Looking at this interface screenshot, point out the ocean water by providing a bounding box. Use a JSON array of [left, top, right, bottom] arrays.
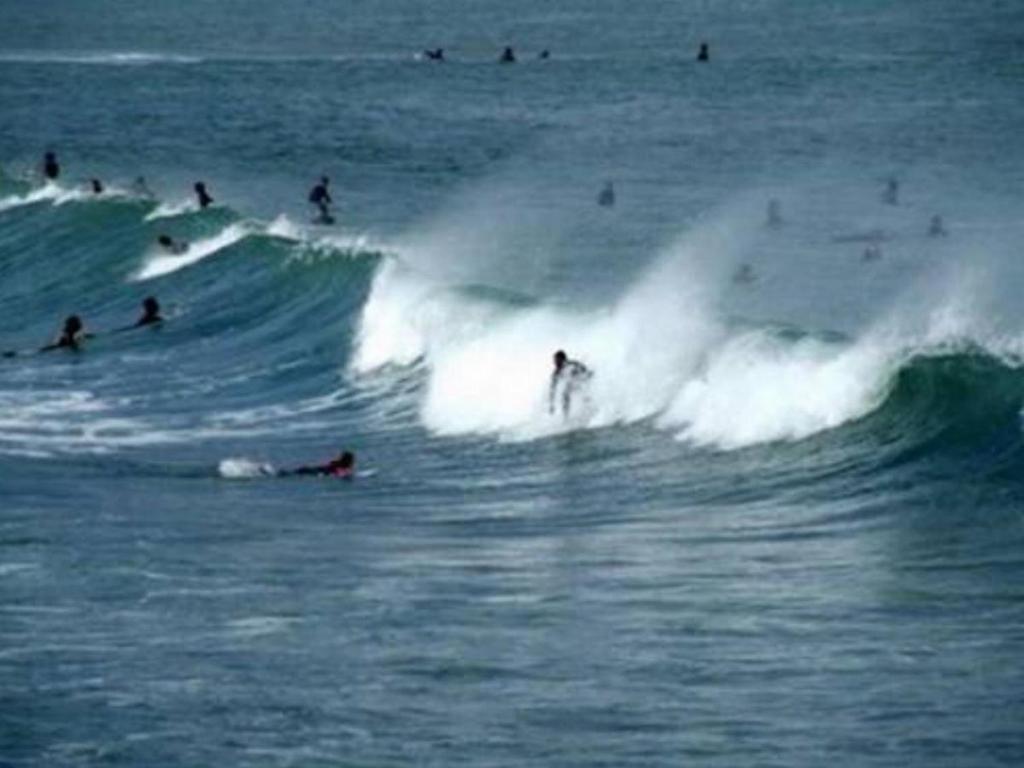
[[2, 1, 1024, 765]]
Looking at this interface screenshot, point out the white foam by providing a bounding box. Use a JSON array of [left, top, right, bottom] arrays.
[[218, 458, 274, 479], [0, 183, 63, 212], [133, 223, 251, 280], [144, 198, 198, 221], [659, 331, 897, 449]]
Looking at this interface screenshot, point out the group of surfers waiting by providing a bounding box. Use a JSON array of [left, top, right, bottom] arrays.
[[39, 152, 335, 228], [420, 42, 712, 64]]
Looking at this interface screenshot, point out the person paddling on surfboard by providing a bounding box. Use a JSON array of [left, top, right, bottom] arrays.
[[40, 315, 89, 352], [549, 350, 592, 417], [280, 450, 356, 478], [308, 176, 334, 224]]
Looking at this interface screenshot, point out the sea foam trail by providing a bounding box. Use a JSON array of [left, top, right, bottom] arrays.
[[133, 223, 251, 281]]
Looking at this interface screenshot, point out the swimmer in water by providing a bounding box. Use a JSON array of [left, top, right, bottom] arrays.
[[549, 350, 592, 417], [157, 234, 189, 254], [423, 48, 445, 61], [308, 176, 333, 223], [281, 450, 356, 479], [43, 151, 60, 181], [500, 46, 516, 63], [40, 315, 88, 352], [90, 178, 103, 194], [928, 214, 948, 237], [862, 243, 882, 261], [883, 177, 899, 205], [697, 42, 710, 62], [132, 176, 154, 198], [733, 263, 756, 284], [194, 181, 213, 209], [597, 181, 615, 207]]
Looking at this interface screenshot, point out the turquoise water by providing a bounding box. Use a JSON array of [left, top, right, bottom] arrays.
[[2, 1, 1024, 765]]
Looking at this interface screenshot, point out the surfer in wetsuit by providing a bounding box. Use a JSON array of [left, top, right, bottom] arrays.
[[194, 181, 213, 209], [157, 234, 189, 254], [308, 176, 333, 223], [500, 46, 516, 63], [424, 48, 445, 61], [40, 315, 87, 352], [90, 178, 104, 194], [43, 151, 60, 181], [697, 42, 710, 62], [281, 450, 356, 478], [549, 350, 592, 417], [136, 296, 163, 327]]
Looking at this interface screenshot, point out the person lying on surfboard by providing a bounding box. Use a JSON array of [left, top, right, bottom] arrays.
[[280, 450, 356, 479]]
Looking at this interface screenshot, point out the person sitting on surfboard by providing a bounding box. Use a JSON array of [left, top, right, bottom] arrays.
[[549, 350, 592, 417], [308, 176, 334, 223], [281, 450, 355, 479]]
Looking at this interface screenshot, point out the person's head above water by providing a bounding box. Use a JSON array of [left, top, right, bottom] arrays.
[[142, 296, 160, 317], [320, 176, 329, 187], [554, 350, 567, 369], [157, 234, 172, 247], [327, 450, 356, 477], [64, 315, 83, 335]]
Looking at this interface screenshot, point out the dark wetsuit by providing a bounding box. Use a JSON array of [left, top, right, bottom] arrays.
[[309, 183, 332, 220], [43, 155, 60, 181], [283, 459, 353, 478]]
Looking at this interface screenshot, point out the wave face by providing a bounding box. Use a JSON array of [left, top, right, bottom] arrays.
[[4, 2, 1024, 765]]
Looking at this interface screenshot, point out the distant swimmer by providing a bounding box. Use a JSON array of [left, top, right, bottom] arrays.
[[280, 450, 356, 479], [136, 296, 163, 327], [157, 234, 189, 254], [308, 176, 334, 224], [883, 177, 899, 205], [862, 244, 882, 261], [500, 46, 516, 64], [539, 49, 550, 60], [194, 181, 213, 209], [43, 151, 60, 181], [766, 198, 782, 228], [40, 315, 88, 352], [733, 263, 756, 284], [549, 350, 592, 417], [132, 176, 154, 198], [928, 214, 948, 237], [597, 181, 615, 207], [697, 42, 710, 62], [423, 48, 445, 61], [90, 178, 103, 194]]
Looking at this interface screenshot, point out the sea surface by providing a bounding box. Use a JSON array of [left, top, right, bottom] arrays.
[[2, 1, 1024, 765]]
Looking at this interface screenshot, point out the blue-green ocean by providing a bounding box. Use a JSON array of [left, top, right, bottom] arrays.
[[2, 1, 1024, 765]]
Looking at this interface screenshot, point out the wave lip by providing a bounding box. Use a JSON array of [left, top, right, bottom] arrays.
[[133, 223, 252, 281]]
